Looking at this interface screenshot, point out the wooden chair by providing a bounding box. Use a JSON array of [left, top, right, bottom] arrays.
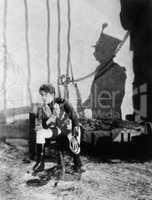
[[29, 112, 65, 173]]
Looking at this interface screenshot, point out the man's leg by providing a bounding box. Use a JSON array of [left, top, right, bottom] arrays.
[[73, 153, 82, 170], [55, 134, 66, 170], [33, 143, 45, 173], [33, 129, 53, 173], [68, 127, 85, 173]]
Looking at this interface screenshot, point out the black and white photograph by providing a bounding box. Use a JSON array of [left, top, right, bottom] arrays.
[[0, 0, 152, 199]]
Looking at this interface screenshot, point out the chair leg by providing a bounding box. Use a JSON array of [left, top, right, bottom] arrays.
[[58, 150, 65, 177]]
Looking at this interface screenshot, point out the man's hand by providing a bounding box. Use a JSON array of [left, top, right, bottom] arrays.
[[42, 104, 52, 118], [67, 133, 80, 154], [35, 125, 43, 132], [46, 115, 56, 125]]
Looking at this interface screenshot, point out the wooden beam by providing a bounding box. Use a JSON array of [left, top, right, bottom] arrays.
[[46, 0, 51, 83], [57, 0, 61, 96]]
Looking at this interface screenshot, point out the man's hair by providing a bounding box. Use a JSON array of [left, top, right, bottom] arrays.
[[39, 84, 55, 95]]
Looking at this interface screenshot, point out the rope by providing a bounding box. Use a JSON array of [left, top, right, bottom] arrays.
[[2, 0, 8, 113], [70, 70, 96, 83], [24, 0, 32, 105], [46, 0, 51, 84], [115, 31, 129, 55], [64, 0, 71, 100], [94, 58, 114, 81], [66, 0, 71, 78], [68, 31, 129, 83], [69, 53, 85, 117], [57, 0, 61, 97], [69, 57, 74, 81]]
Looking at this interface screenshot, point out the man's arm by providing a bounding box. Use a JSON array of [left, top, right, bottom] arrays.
[[55, 97, 79, 127], [46, 103, 60, 126], [63, 101, 79, 127], [120, 0, 146, 30]]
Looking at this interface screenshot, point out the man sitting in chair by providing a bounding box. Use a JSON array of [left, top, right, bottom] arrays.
[[33, 84, 84, 174]]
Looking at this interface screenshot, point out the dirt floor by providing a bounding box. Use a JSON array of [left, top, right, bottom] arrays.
[[0, 140, 152, 200]]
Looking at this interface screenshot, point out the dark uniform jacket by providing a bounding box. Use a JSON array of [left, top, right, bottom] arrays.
[[36, 97, 79, 134]]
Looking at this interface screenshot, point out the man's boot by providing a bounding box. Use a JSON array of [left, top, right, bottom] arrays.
[[33, 144, 45, 173], [73, 154, 85, 173], [57, 150, 65, 170]]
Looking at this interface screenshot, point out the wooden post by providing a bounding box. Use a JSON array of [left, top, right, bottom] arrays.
[[46, 0, 51, 84], [24, 0, 32, 106], [64, 0, 71, 101], [66, 0, 71, 80], [2, 0, 8, 118], [121, 132, 124, 143], [128, 133, 131, 143], [57, 0, 61, 97], [29, 113, 36, 160]]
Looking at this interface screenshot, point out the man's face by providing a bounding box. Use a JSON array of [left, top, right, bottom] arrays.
[[40, 91, 54, 104]]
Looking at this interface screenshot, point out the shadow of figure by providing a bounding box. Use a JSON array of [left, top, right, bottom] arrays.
[[26, 161, 82, 187]]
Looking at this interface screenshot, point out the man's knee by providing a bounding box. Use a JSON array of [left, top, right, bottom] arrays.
[[36, 129, 47, 144]]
